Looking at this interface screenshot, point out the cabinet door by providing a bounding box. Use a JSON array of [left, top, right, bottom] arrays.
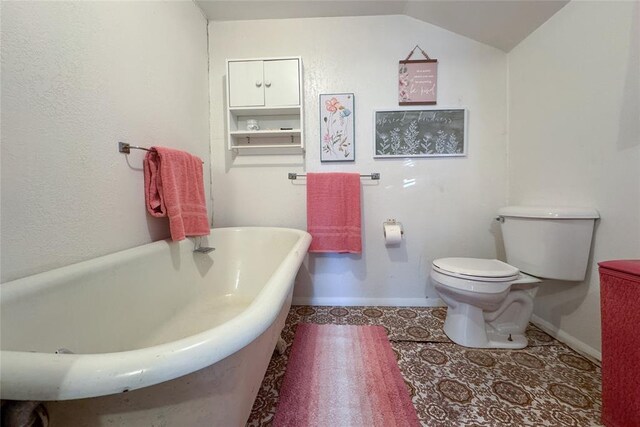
[[228, 60, 264, 107], [264, 59, 300, 107]]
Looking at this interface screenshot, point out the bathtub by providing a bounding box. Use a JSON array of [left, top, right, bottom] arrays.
[[1, 227, 311, 426]]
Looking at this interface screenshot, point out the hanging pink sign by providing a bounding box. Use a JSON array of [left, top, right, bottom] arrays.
[[399, 46, 438, 105]]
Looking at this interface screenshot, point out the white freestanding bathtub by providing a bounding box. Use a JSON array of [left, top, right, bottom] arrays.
[[0, 227, 311, 426]]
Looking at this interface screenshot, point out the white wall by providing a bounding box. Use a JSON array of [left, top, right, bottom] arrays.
[[209, 15, 508, 305], [508, 1, 640, 356], [1, 1, 210, 282]]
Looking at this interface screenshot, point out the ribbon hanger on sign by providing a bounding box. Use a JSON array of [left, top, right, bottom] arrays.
[[404, 45, 432, 61]]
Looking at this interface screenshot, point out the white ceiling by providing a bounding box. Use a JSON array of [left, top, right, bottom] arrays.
[[195, 0, 569, 52]]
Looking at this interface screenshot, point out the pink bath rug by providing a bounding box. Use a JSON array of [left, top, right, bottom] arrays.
[[273, 324, 420, 426]]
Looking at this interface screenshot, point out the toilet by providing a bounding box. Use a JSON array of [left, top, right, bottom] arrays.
[[430, 206, 599, 349]]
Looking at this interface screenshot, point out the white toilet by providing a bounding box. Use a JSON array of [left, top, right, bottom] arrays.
[[430, 206, 599, 349]]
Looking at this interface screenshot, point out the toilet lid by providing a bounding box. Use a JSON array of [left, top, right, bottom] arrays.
[[433, 257, 520, 280]]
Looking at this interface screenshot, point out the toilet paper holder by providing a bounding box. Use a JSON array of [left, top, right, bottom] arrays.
[[383, 219, 404, 235], [382, 218, 404, 234]]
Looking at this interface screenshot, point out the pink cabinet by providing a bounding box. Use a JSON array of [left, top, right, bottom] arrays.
[[599, 260, 640, 427]]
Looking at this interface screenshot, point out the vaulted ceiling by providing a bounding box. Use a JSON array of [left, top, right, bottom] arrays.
[[195, 0, 569, 52]]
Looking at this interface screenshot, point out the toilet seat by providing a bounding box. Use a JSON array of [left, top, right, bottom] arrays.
[[431, 258, 520, 294], [433, 257, 519, 281]]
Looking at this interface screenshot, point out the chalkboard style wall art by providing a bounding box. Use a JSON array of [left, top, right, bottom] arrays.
[[320, 93, 355, 162], [374, 108, 467, 158]]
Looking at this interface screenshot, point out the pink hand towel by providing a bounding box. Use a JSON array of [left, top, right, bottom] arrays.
[[307, 173, 361, 253], [143, 146, 210, 241]]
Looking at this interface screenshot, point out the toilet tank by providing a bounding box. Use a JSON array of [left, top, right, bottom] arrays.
[[497, 206, 599, 281]]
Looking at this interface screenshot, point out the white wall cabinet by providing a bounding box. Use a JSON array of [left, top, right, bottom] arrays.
[[226, 57, 304, 151], [229, 59, 299, 107]]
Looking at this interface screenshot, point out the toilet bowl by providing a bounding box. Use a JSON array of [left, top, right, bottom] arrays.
[[430, 206, 599, 350], [431, 257, 540, 349]]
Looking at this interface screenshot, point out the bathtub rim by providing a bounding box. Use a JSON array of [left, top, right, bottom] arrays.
[[0, 227, 311, 401]]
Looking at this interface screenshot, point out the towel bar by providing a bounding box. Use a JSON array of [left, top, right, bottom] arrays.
[[288, 172, 380, 180], [118, 142, 204, 164]]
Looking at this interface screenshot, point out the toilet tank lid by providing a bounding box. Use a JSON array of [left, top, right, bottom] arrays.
[[498, 206, 600, 219]]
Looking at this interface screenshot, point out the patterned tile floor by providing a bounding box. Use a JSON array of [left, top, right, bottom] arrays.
[[247, 306, 602, 427]]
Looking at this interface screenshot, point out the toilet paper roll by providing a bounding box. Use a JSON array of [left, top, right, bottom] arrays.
[[384, 223, 403, 245]]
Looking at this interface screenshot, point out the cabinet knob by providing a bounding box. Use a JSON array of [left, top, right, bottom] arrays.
[[255, 81, 262, 87], [265, 81, 272, 88]]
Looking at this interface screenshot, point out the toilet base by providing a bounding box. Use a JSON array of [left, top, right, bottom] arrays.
[[442, 300, 529, 349]]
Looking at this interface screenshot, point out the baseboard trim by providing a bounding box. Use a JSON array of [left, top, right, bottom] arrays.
[[531, 314, 601, 363], [292, 296, 445, 308]]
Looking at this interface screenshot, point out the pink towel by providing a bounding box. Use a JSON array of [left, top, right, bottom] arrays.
[[307, 172, 361, 253], [143, 146, 209, 241]]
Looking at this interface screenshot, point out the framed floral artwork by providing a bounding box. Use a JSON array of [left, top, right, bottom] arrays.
[[374, 108, 467, 158], [320, 93, 355, 162]]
